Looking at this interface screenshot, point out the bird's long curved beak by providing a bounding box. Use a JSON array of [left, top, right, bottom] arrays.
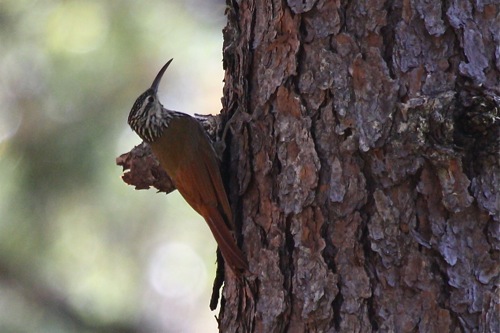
[[151, 58, 173, 93]]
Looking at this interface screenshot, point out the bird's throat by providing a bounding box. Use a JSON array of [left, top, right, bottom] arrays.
[[136, 105, 170, 143]]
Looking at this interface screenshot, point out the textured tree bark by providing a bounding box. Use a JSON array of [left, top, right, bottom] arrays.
[[217, 0, 499, 332], [117, 0, 499, 332]]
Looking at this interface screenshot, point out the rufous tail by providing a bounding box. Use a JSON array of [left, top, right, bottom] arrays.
[[203, 206, 247, 272]]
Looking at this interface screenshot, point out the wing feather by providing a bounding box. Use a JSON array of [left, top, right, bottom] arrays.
[[168, 119, 246, 270]]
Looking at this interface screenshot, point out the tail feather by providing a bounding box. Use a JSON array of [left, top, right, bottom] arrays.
[[203, 206, 247, 271]]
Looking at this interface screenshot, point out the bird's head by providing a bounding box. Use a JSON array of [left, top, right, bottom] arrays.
[[128, 59, 173, 141]]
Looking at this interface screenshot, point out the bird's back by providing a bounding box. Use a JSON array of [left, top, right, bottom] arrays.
[[150, 115, 234, 228]]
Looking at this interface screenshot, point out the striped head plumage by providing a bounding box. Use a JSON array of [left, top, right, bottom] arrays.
[[128, 59, 174, 143]]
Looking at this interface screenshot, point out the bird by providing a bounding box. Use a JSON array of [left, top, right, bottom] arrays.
[[127, 59, 247, 272]]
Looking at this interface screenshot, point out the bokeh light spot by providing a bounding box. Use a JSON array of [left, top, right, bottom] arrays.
[[148, 242, 207, 301], [0, 106, 22, 144], [45, 2, 109, 54]]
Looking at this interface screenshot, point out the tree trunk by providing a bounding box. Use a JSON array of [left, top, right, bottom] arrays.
[[217, 0, 499, 332], [117, 0, 498, 331]]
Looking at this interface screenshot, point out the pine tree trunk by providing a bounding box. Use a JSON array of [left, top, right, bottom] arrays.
[[217, 0, 499, 332]]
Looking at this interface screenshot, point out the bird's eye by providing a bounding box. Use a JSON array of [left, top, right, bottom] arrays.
[[148, 96, 154, 103]]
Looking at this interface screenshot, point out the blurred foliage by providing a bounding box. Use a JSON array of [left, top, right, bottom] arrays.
[[0, 0, 227, 331]]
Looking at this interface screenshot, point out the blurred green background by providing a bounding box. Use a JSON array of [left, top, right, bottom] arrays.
[[0, 0, 227, 331]]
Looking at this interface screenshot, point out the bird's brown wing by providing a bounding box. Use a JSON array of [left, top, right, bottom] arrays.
[[152, 116, 247, 271], [174, 154, 247, 271], [197, 130, 235, 230]]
